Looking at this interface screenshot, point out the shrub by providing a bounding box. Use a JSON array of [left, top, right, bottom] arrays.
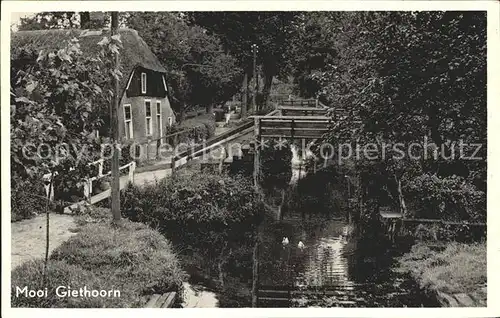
[[404, 174, 486, 222], [120, 170, 265, 287], [12, 220, 186, 308], [121, 170, 264, 225], [175, 114, 216, 141], [11, 177, 50, 221]]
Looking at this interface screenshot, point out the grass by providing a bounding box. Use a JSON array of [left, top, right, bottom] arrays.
[[395, 242, 486, 295], [11, 213, 186, 308]]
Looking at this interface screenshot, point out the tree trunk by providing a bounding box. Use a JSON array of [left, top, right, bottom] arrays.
[[395, 174, 408, 218], [218, 242, 230, 288], [261, 72, 274, 110], [251, 235, 259, 307], [241, 73, 248, 118], [179, 103, 186, 123], [110, 12, 122, 226], [80, 12, 90, 29], [206, 103, 214, 115], [247, 71, 253, 114], [43, 174, 54, 286]]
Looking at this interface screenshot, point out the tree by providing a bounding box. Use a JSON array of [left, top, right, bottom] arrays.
[[11, 33, 120, 278], [18, 12, 110, 31], [187, 12, 301, 110], [311, 12, 486, 221], [19, 12, 79, 30], [125, 12, 243, 120]]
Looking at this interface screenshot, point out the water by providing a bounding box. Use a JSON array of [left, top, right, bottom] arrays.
[[257, 217, 438, 307]]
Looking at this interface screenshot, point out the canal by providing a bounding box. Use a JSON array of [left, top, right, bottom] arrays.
[[255, 216, 439, 307]]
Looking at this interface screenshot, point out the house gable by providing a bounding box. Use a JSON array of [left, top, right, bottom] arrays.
[[125, 66, 168, 99]]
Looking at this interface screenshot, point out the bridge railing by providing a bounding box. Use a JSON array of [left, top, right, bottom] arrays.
[[279, 106, 329, 117], [279, 99, 317, 108], [257, 116, 332, 139], [172, 119, 254, 169]]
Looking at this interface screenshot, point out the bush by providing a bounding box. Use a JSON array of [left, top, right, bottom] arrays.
[[289, 166, 348, 218], [175, 114, 216, 141], [120, 170, 265, 288], [121, 170, 263, 225], [404, 174, 486, 222], [11, 177, 50, 222], [11, 220, 186, 308]]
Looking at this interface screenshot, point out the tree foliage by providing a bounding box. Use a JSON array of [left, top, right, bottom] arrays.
[[126, 12, 243, 117], [302, 11, 487, 221], [10, 33, 121, 202], [187, 12, 301, 109]]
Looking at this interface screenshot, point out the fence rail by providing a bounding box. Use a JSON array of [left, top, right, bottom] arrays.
[[172, 119, 254, 167], [279, 99, 318, 108]]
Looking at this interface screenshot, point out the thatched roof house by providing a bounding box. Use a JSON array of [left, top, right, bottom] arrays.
[[12, 28, 175, 143]]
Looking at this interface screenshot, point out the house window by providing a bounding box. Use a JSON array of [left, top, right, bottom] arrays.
[[123, 104, 133, 139], [156, 101, 163, 141], [141, 72, 147, 94], [168, 116, 173, 127], [162, 75, 168, 92], [145, 100, 152, 136]]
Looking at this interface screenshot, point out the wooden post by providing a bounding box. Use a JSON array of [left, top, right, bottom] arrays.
[[43, 174, 55, 201], [110, 11, 121, 225], [251, 236, 259, 307], [83, 179, 91, 201], [98, 159, 103, 177], [129, 161, 136, 184], [171, 156, 176, 175]]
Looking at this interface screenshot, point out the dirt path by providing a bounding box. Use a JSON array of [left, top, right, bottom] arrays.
[[11, 213, 80, 269], [11, 168, 174, 270], [134, 169, 171, 186]]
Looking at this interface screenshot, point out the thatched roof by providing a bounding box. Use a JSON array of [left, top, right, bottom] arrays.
[[11, 28, 167, 97]]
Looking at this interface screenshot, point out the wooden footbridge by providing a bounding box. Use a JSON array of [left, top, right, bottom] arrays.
[[251, 101, 347, 189]]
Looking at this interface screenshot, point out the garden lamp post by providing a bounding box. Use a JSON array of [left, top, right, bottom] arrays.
[[251, 44, 259, 111]]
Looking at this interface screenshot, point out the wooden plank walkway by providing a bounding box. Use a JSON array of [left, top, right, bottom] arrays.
[[143, 292, 177, 308], [436, 287, 487, 307]]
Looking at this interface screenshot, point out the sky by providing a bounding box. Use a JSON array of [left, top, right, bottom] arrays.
[[10, 12, 35, 31]]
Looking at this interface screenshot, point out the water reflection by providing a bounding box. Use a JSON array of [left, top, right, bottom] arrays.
[[258, 218, 437, 307]]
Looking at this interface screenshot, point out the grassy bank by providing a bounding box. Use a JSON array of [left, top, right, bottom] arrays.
[[395, 242, 486, 299], [12, 208, 186, 308]]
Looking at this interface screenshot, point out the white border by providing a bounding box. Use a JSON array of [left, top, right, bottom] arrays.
[[2, 1, 500, 318]]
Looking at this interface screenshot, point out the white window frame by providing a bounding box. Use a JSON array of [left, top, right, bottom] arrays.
[[156, 101, 163, 143], [141, 72, 147, 94], [162, 75, 168, 92], [145, 99, 152, 136], [123, 104, 133, 139]]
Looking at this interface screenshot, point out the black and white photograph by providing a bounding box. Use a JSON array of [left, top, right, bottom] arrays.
[[2, 1, 499, 315]]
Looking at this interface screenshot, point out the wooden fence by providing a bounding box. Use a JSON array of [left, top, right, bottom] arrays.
[[42, 158, 136, 209]]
